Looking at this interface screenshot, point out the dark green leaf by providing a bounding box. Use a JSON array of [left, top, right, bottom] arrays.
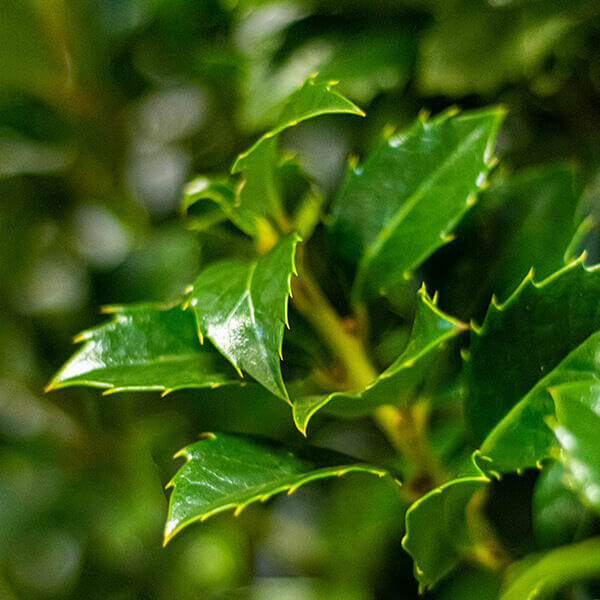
[[46, 304, 240, 394], [328, 107, 504, 302], [232, 76, 363, 225], [403, 331, 600, 590], [164, 432, 397, 544], [187, 234, 300, 400], [292, 286, 467, 434], [480, 162, 582, 297], [466, 257, 600, 442], [533, 461, 587, 549]]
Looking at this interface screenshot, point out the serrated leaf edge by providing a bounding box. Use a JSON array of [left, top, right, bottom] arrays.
[[163, 432, 397, 545]]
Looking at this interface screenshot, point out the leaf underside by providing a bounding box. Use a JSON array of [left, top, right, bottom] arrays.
[[164, 432, 397, 544], [187, 234, 300, 400], [46, 303, 240, 395], [328, 106, 505, 302]]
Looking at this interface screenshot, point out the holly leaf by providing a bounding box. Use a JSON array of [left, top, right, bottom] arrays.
[[45, 303, 240, 395], [402, 330, 600, 591], [292, 286, 467, 435], [164, 432, 398, 544], [181, 176, 258, 236], [328, 106, 504, 303], [551, 381, 600, 514], [466, 257, 600, 442], [232, 76, 363, 225], [186, 234, 300, 400], [402, 453, 489, 594]]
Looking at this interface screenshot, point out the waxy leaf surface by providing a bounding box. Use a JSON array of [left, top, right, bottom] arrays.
[[292, 286, 467, 434], [164, 432, 396, 543], [466, 258, 600, 442], [328, 107, 504, 302], [46, 304, 240, 394], [187, 234, 299, 400]]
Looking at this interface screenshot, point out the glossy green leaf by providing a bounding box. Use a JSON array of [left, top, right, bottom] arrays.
[[232, 76, 363, 225], [499, 538, 600, 600], [187, 234, 300, 400], [328, 107, 504, 302], [466, 257, 600, 442], [551, 381, 600, 513], [46, 304, 240, 394], [403, 331, 600, 591], [292, 286, 467, 434], [164, 432, 397, 544]]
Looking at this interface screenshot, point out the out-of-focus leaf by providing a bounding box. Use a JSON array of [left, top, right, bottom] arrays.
[[551, 381, 600, 514], [187, 234, 299, 400], [164, 432, 397, 543], [466, 257, 600, 442], [499, 537, 600, 600], [482, 162, 582, 296], [328, 107, 504, 303], [418, 1, 578, 96], [292, 286, 467, 434], [533, 461, 587, 549], [46, 303, 240, 394], [403, 331, 600, 590]]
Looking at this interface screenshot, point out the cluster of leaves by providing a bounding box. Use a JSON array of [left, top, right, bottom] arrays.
[[4, 0, 600, 598], [49, 68, 600, 598]]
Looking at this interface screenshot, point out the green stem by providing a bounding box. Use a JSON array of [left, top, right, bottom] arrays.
[[292, 249, 405, 453]]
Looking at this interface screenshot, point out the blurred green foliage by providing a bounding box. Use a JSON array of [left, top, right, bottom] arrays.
[[1, 0, 600, 598]]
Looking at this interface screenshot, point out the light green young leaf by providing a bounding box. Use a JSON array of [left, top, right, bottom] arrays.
[[551, 381, 600, 514], [402, 330, 600, 591], [466, 257, 600, 442], [232, 76, 364, 225], [186, 234, 300, 400], [164, 432, 398, 544], [46, 303, 240, 395], [292, 286, 467, 435], [328, 107, 504, 303]]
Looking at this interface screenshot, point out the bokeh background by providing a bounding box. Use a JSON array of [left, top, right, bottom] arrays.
[[2, 1, 600, 598]]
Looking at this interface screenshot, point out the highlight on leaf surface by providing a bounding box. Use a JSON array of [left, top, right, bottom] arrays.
[[465, 255, 600, 442], [164, 432, 398, 544], [292, 285, 467, 435], [45, 303, 241, 395], [186, 234, 300, 400], [231, 75, 364, 230], [328, 105, 505, 303], [550, 381, 600, 514]]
